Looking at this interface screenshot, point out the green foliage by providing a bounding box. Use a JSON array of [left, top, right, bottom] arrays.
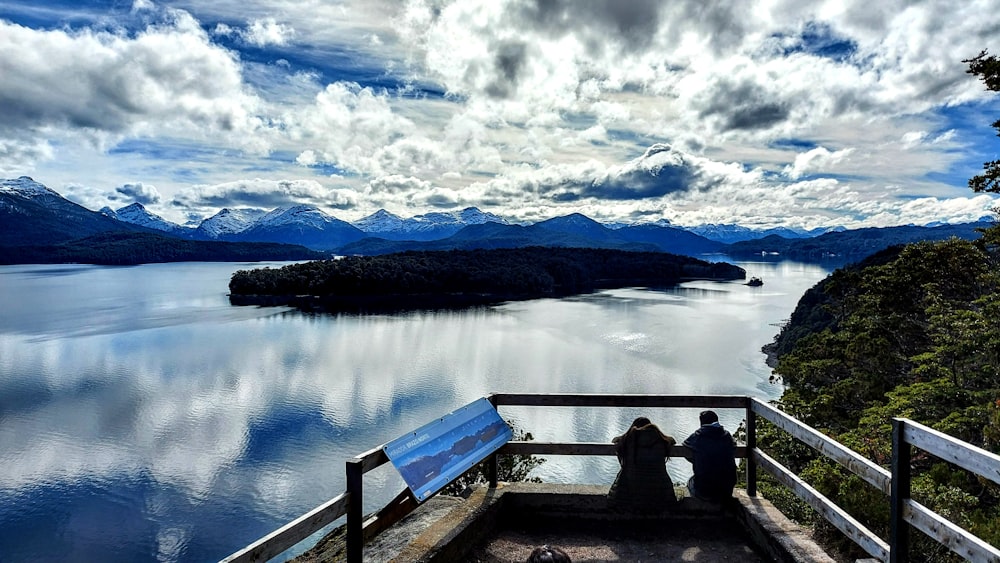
[[964, 50, 1000, 193], [760, 236, 1000, 562], [441, 423, 545, 496]]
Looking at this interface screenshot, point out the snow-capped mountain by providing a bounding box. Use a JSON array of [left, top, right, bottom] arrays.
[[197, 208, 267, 238], [1, 176, 140, 246], [254, 205, 342, 230], [353, 207, 509, 241], [101, 203, 191, 236], [231, 205, 365, 250], [1, 176, 63, 200], [685, 224, 843, 243], [353, 209, 405, 233]]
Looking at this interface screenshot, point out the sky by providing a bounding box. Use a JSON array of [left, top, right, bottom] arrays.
[[2, 0, 1000, 229]]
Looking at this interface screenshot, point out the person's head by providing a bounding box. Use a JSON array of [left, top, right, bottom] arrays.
[[699, 410, 719, 425], [631, 416, 652, 429], [527, 545, 572, 563]]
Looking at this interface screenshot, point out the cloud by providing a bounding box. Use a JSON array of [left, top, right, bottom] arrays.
[[784, 147, 855, 180], [172, 178, 357, 211], [0, 14, 262, 140], [131, 0, 155, 13], [213, 18, 295, 47], [498, 144, 743, 203], [113, 182, 162, 205], [0, 136, 54, 176], [368, 174, 434, 194], [3, 1, 1000, 229]]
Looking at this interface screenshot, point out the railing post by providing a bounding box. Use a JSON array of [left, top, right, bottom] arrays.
[[346, 459, 363, 563], [487, 394, 499, 487], [746, 399, 757, 497], [890, 418, 910, 563]]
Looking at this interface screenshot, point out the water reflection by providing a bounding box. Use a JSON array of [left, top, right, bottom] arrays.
[[0, 260, 831, 562]]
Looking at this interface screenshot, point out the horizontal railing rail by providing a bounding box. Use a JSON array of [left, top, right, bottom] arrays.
[[220, 493, 349, 563], [891, 418, 1000, 563], [749, 399, 891, 561], [221, 393, 1000, 563]]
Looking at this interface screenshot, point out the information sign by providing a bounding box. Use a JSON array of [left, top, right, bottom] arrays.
[[383, 397, 512, 502]]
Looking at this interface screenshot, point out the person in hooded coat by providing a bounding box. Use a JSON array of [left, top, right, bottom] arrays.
[[682, 410, 737, 502], [607, 416, 677, 510]]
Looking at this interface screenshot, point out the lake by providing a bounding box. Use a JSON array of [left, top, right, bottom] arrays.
[[0, 259, 832, 562]]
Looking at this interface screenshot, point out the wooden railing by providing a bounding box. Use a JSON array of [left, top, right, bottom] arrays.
[[221, 393, 1000, 563]]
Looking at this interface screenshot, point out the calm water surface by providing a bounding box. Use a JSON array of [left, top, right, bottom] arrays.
[[0, 259, 831, 562]]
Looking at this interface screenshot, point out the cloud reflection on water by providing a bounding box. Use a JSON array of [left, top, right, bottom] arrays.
[[0, 260, 831, 561]]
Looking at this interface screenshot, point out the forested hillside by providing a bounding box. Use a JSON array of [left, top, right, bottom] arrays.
[[0, 232, 325, 265], [228, 247, 745, 312], [760, 233, 1000, 561], [755, 48, 1000, 563]]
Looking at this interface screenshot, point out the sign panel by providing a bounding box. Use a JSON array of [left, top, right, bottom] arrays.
[[383, 397, 512, 502]]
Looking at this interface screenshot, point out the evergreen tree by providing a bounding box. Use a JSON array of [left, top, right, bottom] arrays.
[[964, 50, 1000, 193]]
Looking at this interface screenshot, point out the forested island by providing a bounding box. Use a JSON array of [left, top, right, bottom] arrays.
[[228, 247, 745, 312], [758, 232, 1000, 561]]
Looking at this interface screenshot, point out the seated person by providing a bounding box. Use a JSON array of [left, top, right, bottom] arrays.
[[608, 416, 677, 509], [682, 410, 737, 502]]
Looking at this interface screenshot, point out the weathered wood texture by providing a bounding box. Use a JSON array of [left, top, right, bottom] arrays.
[[220, 493, 348, 563], [491, 393, 749, 409], [901, 421, 1000, 486], [752, 399, 891, 495], [355, 445, 390, 474], [362, 489, 419, 541], [903, 500, 1000, 562], [756, 449, 890, 562]]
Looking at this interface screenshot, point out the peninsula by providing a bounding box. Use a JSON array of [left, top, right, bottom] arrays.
[[228, 247, 745, 312]]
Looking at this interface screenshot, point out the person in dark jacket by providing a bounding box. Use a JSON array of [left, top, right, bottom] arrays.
[[607, 416, 677, 510], [682, 410, 737, 502]]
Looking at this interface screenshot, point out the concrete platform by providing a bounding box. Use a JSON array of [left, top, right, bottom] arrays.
[[294, 483, 838, 562]]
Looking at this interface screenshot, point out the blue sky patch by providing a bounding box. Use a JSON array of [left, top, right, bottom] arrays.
[[780, 21, 858, 63]]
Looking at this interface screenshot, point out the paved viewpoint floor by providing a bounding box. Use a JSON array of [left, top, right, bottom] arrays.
[[469, 517, 767, 562], [295, 484, 837, 563]]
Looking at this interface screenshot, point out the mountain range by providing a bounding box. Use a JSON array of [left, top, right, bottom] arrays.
[[1, 176, 993, 265]]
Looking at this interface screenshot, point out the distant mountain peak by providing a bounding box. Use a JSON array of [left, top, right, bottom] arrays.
[[354, 209, 404, 232], [257, 205, 337, 229], [353, 206, 509, 240], [538, 213, 606, 229], [198, 208, 267, 237], [1, 176, 62, 199]]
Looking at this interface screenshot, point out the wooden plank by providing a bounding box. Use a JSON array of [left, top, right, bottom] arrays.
[[752, 399, 891, 495], [901, 420, 1000, 487], [904, 500, 1000, 562], [220, 493, 348, 563], [355, 446, 390, 474], [497, 441, 747, 459], [490, 393, 749, 409], [756, 449, 890, 562], [362, 489, 419, 541]]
